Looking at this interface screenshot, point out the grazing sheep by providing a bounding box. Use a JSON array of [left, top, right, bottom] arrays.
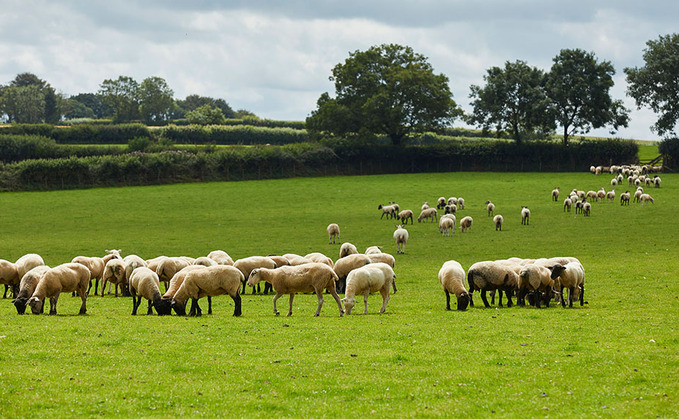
[[551, 187, 560, 201], [342, 262, 395, 315], [13, 265, 50, 314], [439, 216, 455, 236], [467, 261, 519, 308], [378, 204, 396, 219], [0, 259, 20, 299], [457, 197, 465, 210], [444, 204, 457, 215], [597, 187, 606, 202], [390, 202, 400, 214], [438, 260, 470, 311], [493, 214, 504, 231], [586, 190, 598, 201], [620, 191, 631, 205], [171, 265, 244, 317], [549, 262, 586, 308], [460, 216, 473, 233], [71, 256, 105, 295], [282, 253, 313, 266], [364, 246, 383, 255], [339, 242, 359, 259], [145, 255, 167, 273], [397, 209, 414, 225], [417, 207, 438, 223], [393, 225, 409, 254], [583, 202, 591, 216], [333, 254, 372, 293], [575, 200, 584, 214], [517, 263, 554, 308], [101, 258, 127, 297], [611, 178, 618, 189], [563, 198, 572, 212], [156, 265, 206, 314], [327, 223, 341, 244], [247, 263, 343, 317], [436, 197, 446, 209], [233, 256, 277, 294], [304, 252, 334, 268], [367, 252, 395, 269], [640, 193, 655, 205], [267, 255, 291, 269], [421, 202, 430, 210], [121, 255, 147, 296], [447, 197, 458, 206], [128, 267, 168, 315], [633, 189, 643, 203], [28, 263, 90, 315], [194, 256, 218, 267], [486, 200, 495, 216], [606, 190, 616, 202], [653, 176, 661, 188], [16, 253, 45, 280], [207, 250, 234, 265], [521, 206, 530, 225], [595, 166, 602, 175], [155, 257, 191, 292], [589, 165, 596, 173]]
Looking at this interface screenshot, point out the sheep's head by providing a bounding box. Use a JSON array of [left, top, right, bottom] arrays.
[[247, 269, 261, 287], [171, 299, 186, 316], [457, 292, 470, 311], [154, 298, 172, 316], [341, 297, 356, 315], [13, 297, 28, 315], [549, 264, 566, 280], [28, 296, 43, 315]]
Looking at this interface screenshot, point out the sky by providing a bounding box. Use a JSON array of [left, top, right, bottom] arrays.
[[1, 0, 676, 141]]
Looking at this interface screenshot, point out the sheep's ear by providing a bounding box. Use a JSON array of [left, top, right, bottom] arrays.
[[30, 296, 39, 302]]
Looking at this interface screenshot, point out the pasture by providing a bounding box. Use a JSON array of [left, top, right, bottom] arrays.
[[0, 170, 677, 417]]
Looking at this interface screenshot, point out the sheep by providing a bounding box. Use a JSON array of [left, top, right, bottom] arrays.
[[653, 176, 661, 188], [155, 265, 206, 314], [436, 197, 447, 209], [517, 263, 554, 308], [390, 202, 400, 214], [145, 255, 167, 273], [606, 190, 616, 202], [551, 187, 559, 201], [267, 255, 291, 269], [282, 253, 313, 266], [521, 206, 530, 225], [640, 193, 655, 205], [583, 202, 591, 216], [486, 200, 495, 216], [589, 165, 596, 173], [247, 263, 343, 317], [444, 204, 456, 215], [595, 166, 602, 175], [447, 197, 458, 206], [586, 190, 598, 201], [155, 257, 191, 292], [71, 256, 105, 295], [0, 259, 19, 299], [207, 250, 234, 265], [421, 201, 430, 210], [100, 258, 127, 297], [367, 252, 396, 270], [171, 265, 244, 317], [467, 260, 519, 308], [439, 216, 455, 236], [327, 223, 341, 244], [122, 255, 147, 296], [397, 209, 414, 225], [633, 189, 643, 203], [28, 263, 90, 315], [333, 253, 371, 293], [611, 178, 618, 189], [194, 256, 218, 267], [493, 214, 504, 231], [596, 187, 606, 202], [16, 253, 45, 279], [575, 200, 584, 214], [617, 174, 623, 183], [342, 262, 395, 315], [339, 242, 359, 259], [393, 225, 409, 254], [563, 198, 572, 212], [364, 246, 383, 255], [13, 265, 50, 314], [128, 267, 169, 315], [233, 256, 277, 294], [304, 252, 334, 268], [417, 207, 438, 223], [620, 191, 631, 205], [438, 260, 470, 311], [549, 261, 586, 308], [378, 204, 396, 219], [459, 216, 473, 233], [457, 197, 465, 210]]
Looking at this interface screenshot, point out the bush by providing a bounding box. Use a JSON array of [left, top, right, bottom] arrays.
[[658, 137, 679, 169], [0, 123, 150, 144], [159, 124, 308, 145]]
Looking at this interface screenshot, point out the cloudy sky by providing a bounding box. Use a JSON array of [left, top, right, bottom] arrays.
[[1, 1, 676, 140]]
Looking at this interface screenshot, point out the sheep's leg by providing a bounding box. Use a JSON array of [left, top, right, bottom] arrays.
[[505, 287, 513, 307], [480, 289, 491, 308], [232, 293, 242, 316], [579, 286, 585, 306], [272, 293, 283, 315], [468, 290, 474, 307], [568, 286, 575, 308], [93, 277, 99, 296], [100, 279, 106, 297], [328, 286, 344, 316], [497, 289, 504, 307], [363, 292, 369, 314], [445, 290, 451, 310], [2, 285, 7, 298], [207, 296, 212, 315], [78, 288, 87, 315], [147, 300, 153, 315], [87, 280, 92, 295], [241, 280, 247, 295], [263, 282, 272, 294], [560, 285, 566, 308], [392, 278, 397, 294], [289, 293, 296, 317], [107, 282, 112, 294], [50, 295, 58, 315], [516, 289, 525, 306], [131, 291, 138, 315], [379, 289, 390, 314], [490, 290, 496, 305]]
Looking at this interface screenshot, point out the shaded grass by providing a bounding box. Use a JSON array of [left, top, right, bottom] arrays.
[[0, 172, 677, 417]]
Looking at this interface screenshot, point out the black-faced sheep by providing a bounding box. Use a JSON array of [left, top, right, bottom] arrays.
[[521, 206, 530, 225], [620, 191, 631, 205], [486, 200, 495, 216], [397, 209, 414, 225], [393, 225, 409, 254], [342, 262, 395, 315], [156, 265, 206, 314], [549, 261, 585, 308], [552, 187, 560, 201], [171, 265, 244, 317], [247, 263, 343, 317], [583, 202, 591, 216], [493, 214, 503, 231], [417, 208, 438, 223], [327, 223, 341, 244], [233, 256, 277, 294], [467, 261, 518, 308], [333, 253, 372, 293], [606, 190, 615, 202], [640, 193, 654, 205], [439, 216, 455, 237], [28, 263, 90, 315], [128, 267, 168, 315], [378, 204, 396, 219], [444, 204, 457, 215], [517, 263, 554, 308], [438, 260, 470, 311], [13, 265, 50, 314], [339, 242, 359, 259], [563, 198, 572, 212], [459, 216, 473, 233], [653, 176, 661, 188], [436, 197, 446, 209]]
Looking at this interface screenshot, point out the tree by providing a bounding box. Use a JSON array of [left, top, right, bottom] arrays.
[[307, 43, 462, 145], [70, 93, 112, 119], [0, 85, 45, 123], [61, 98, 95, 119], [186, 104, 226, 125], [176, 95, 235, 119], [545, 49, 629, 146], [138, 76, 175, 124], [625, 33, 679, 137], [98, 76, 140, 122], [4, 72, 59, 123], [468, 60, 551, 143]]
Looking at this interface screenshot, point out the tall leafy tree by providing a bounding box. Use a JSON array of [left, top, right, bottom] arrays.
[[5, 72, 59, 123], [98, 76, 140, 122], [307, 43, 461, 145], [0, 85, 45, 123], [545, 49, 629, 146], [185, 104, 226, 125], [468, 60, 551, 143], [138, 76, 175, 124], [176, 94, 235, 119], [70, 93, 112, 118], [625, 33, 679, 137], [61, 98, 95, 119]]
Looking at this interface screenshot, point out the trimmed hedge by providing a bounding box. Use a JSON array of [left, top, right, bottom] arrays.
[[0, 123, 150, 144], [0, 134, 123, 163], [159, 124, 309, 145]]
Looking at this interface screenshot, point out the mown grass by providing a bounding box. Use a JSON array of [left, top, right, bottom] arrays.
[[0, 171, 677, 417]]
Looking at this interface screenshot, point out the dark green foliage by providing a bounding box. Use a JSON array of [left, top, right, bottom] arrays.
[[658, 137, 679, 169], [1, 123, 150, 144], [0, 134, 122, 163], [159, 124, 308, 145]]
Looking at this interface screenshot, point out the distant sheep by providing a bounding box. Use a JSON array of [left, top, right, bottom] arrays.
[[364, 246, 383, 255], [563, 198, 572, 212], [343, 262, 395, 315], [640, 193, 654, 205], [327, 223, 341, 244], [521, 206, 530, 225], [606, 190, 616, 202], [633, 189, 643, 203], [493, 214, 503, 231], [444, 204, 456, 215], [597, 187, 606, 202], [339, 242, 359, 259], [421, 202, 430, 210], [486, 200, 495, 216], [583, 202, 591, 216], [551, 187, 559, 201], [447, 197, 458, 206], [438, 260, 470, 311], [620, 191, 630, 205], [457, 197, 465, 210], [378, 204, 396, 219], [460, 216, 473, 233], [397, 209, 414, 225], [28, 263, 90, 315], [653, 176, 661, 188], [439, 216, 455, 236], [393, 225, 409, 254], [436, 197, 447, 209], [417, 208, 438, 223]]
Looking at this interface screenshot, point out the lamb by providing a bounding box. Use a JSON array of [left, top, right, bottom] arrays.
[[417, 207, 438, 223], [100, 258, 127, 297], [207, 250, 234, 265], [247, 263, 343, 317], [28, 263, 90, 315], [367, 252, 396, 269], [486, 200, 495, 216], [438, 260, 470, 311], [583, 202, 591, 216], [517, 263, 554, 308], [397, 209, 414, 225], [342, 262, 395, 315], [393, 225, 409, 254], [304, 252, 334, 268], [551, 187, 559, 201], [378, 204, 396, 219], [633, 189, 643, 203], [563, 198, 572, 212], [390, 202, 400, 214], [640, 193, 655, 205], [439, 216, 455, 236], [493, 214, 504, 231], [549, 261, 586, 308], [339, 242, 359, 259], [233, 256, 277, 294], [155, 257, 191, 292], [653, 176, 661, 188], [128, 267, 168, 315], [467, 260, 519, 308], [620, 191, 631, 205], [333, 253, 372, 293], [606, 190, 616, 202], [13, 265, 50, 314], [521, 206, 530, 225], [327, 223, 341, 244], [71, 256, 105, 295], [0, 259, 19, 299], [171, 265, 244, 317], [460, 216, 473, 233], [436, 197, 447, 209], [457, 197, 465, 210]]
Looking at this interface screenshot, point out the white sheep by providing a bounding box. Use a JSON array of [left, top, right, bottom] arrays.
[[460, 216, 473, 233], [620, 191, 631, 205], [447, 197, 458, 206], [486, 200, 495, 216], [342, 262, 395, 315], [421, 201, 430, 210], [493, 214, 504, 231], [597, 187, 606, 202], [606, 190, 616, 202], [364, 246, 383, 255], [633, 189, 643, 203], [653, 176, 661, 188], [457, 197, 465, 210], [16, 253, 45, 279], [100, 258, 126, 297], [194, 256, 218, 267], [339, 242, 359, 259], [378, 204, 396, 219], [439, 216, 455, 236], [521, 206, 530, 225], [304, 252, 334, 268], [551, 187, 559, 201], [171, 265, 244, 316], [233, 256, 277, 294], [517, 263, 554, 308], [444, 204, 457, 215], [417, 207, 438, 223], [393, 225, 409, 254], [549, 261, 586, 308], [327, 223, 341, 244], [640, 193, 655, 205], [247, 263, 343, 317], [71, 256, 105, 295], [28, 263, 90, 315], [563, 198, 572, 212], [438, 260, 470, 311], [13, 265, 50, 314], [333, 253, 372, 293], [267, 255, 291, 269], [0, 259, 19, 299], [397, 209, 414, 225], [207, 250, 234, 265], [611, 178, 618, 189], [586, 190, 598, 201], [128, 267, 167, 315], [583, 201, 591, 216], [467, 260, 519, 308], [155, 257, 191, 292], [367, 252, 395, 269]]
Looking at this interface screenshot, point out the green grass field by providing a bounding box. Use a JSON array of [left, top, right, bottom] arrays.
[[0, 171, 677, 417]]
